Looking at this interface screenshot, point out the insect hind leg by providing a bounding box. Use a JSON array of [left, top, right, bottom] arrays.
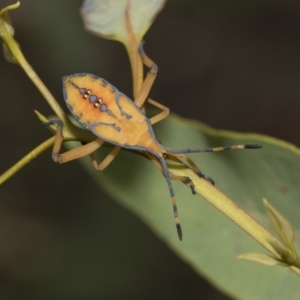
[[169, 153, 215, 185], [89, 146, 121, 171], [170, 174, 197, 194], [158, 156, 183, 241], [147, 153, 199, 196], [165, 144, 262, 155]]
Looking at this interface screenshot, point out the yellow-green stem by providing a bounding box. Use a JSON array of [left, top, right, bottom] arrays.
[[0, 137, 55, 185], [1, 23, 69, 124]]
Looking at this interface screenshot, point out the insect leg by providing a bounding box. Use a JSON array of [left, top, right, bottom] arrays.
[[89, 146, 121, 171], [147, 98, 170, 125], [134, 43, 158, 108], [44, 120, 64, 162], [171, 174, 196, 194], [170, 153, 215, 185], [147, 153, 197, 194], [55, 139, 104, 164], [165, 144, 262, 155], [87, 147, 121, 171], [44, 120, 104, 163], [157, 156, 183, 240]]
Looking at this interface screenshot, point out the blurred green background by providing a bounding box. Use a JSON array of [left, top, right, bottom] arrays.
[[1, 0, 300, 299]]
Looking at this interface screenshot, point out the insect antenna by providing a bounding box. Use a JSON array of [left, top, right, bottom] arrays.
[[158, 156, 183, 240], [164, 144, 261, 155]]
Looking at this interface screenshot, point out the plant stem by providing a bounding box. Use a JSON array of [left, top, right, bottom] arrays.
[[1, 20, 69, 124], [0, 137, 55, 185]]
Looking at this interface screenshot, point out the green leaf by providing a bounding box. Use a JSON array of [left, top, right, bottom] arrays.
[[80, 0, 166, 43], [80, 113, 300, 300]]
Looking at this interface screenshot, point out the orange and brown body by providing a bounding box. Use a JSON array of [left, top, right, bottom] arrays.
[[64, 74, 165, 159]]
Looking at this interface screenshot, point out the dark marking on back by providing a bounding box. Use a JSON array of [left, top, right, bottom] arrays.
[[100, 104, 113, 116], [89, 95, 98, 103], [115, 92, 133, 120]]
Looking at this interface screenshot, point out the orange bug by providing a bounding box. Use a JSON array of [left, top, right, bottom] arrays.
[[45, 44, 261, 240]]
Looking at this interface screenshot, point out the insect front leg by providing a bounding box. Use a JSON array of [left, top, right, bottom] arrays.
[[44, 120, 64, 163], [44, 120, 104, 164]]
